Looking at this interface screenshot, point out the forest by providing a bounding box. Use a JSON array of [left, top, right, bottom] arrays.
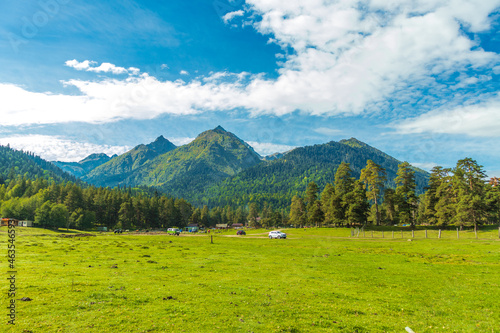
[[1, 142, 499, 230]]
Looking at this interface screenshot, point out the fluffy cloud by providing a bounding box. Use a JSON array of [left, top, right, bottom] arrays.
[[246, 141, 296, 156], [223, 10, 244, 23], [314, 127, 344, 137], [392, 95, 500, 137], [0, 135, 131, 162], [2, 1, 499, 127], [65, 59, 140, 75]]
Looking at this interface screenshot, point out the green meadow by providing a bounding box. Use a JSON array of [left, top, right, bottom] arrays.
[[1, 227, 499, 332]]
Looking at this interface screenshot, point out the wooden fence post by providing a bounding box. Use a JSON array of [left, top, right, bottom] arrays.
[[425, 230, 427, 239], [412, 230, 414, 238], [438, 229, 442, 239], [211, 235, 213, 244], [371, 230, 373, 238], [457, 228, 459, 239], [401, 230, 403, 238]]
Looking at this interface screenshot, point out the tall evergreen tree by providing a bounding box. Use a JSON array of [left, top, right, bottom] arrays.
[[344, 180, 369, 226], [289, 195, 307, 227], [452, 158, 488, 229], [395, 162, 417, 225], [360, 160, 386, 225]]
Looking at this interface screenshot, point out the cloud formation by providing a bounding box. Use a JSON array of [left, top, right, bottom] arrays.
[[223, 10, 244, 23], [65, 59, 140, 75], [246, 141, 296, 156], [393, 94, 500, 137], [0, 135, 131, 162], [1, 0, 499, 132]]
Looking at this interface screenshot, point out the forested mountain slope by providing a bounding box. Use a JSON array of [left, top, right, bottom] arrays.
[[53, 153, 113, 178], [0, 145, 77, 183], [83, 135, 176, 187], [190, 138, 429, 208], [127, 126, 262, 198]]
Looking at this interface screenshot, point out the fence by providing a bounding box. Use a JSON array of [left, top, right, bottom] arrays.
[[350, 227, 500, 240]]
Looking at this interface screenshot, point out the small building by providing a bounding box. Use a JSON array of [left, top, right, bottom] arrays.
[[232, 223, 244, 229], [1, 218, 19, 227], [184, 224, 199, 232], [19, 220, 33, 227], [215, 224, 228, 229]]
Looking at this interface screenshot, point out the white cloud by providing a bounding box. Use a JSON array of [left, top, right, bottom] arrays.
[[246, 141, 296, 156], [314, 127, 344, 136], [0, 135, 131, 162], [65, 59, 140, 75], [393, 94, 500, 137], [169, 137, 195, 146], [2, 1, 499, 126], [223, 10, 244, 23], [410, 162, 438, 172], [180, 70, 189, 75]]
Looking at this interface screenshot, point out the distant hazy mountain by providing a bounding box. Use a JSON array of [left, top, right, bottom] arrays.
[[53, 153, 113, 178], [192, 137, 430, 208], [263, 151, 289, 161], [83, 135, 176, 187]]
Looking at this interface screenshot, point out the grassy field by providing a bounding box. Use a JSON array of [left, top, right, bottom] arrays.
[[1, 226, 499, 332]]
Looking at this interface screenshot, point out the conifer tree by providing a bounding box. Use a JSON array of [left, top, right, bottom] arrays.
[[452, 158, 487, 229], [395, 162, 417, 225], [289, 195, 307, 227], [360, 160, 386, 225]]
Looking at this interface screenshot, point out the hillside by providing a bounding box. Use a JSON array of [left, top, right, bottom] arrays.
[[53, 153, 113, 178], [126, 126, 262, 197], [0, 145, 77, 183], [83, 135, 176, 187], [190, 138, 429, 208]]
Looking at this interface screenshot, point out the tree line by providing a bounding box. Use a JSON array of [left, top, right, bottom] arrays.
[[1, 151, 499, 230], [288, 158, 500, 229], [0, 174, 255, 230]]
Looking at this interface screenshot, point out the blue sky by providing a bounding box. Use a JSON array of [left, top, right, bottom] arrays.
[[1, 0, 500, 176]]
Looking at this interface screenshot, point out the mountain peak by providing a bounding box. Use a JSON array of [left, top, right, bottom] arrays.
[[147, 136, 176, 152], [339, 138, 368, 149], [154, 135, 167, 142], [214, 125, 227, 132]]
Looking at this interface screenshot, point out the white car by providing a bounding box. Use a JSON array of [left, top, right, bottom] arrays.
[[269, 231, 287, 239]]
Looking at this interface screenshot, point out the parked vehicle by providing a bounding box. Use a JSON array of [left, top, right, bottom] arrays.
[[167, 228, 181, 236], [236, 230, 246, 235], [114, 229, 123, 234], [269, 231, 286, 239]]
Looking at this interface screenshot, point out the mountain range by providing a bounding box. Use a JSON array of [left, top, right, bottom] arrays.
[[48, 126, 429, 208]]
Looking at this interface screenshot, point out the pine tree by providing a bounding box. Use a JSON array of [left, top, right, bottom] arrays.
[[395, 162, 417, 225], [452, 158, 488, 229], [344, 180, 369, 225], [360, 160, 386, 225], [289, 195, 307, 227], [320, 183, 334, 225], [422, 166, 446, 225], [334, 162, 355, 222]]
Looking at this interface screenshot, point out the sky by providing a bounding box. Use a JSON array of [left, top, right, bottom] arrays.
[[1, 0, 500, 176]]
